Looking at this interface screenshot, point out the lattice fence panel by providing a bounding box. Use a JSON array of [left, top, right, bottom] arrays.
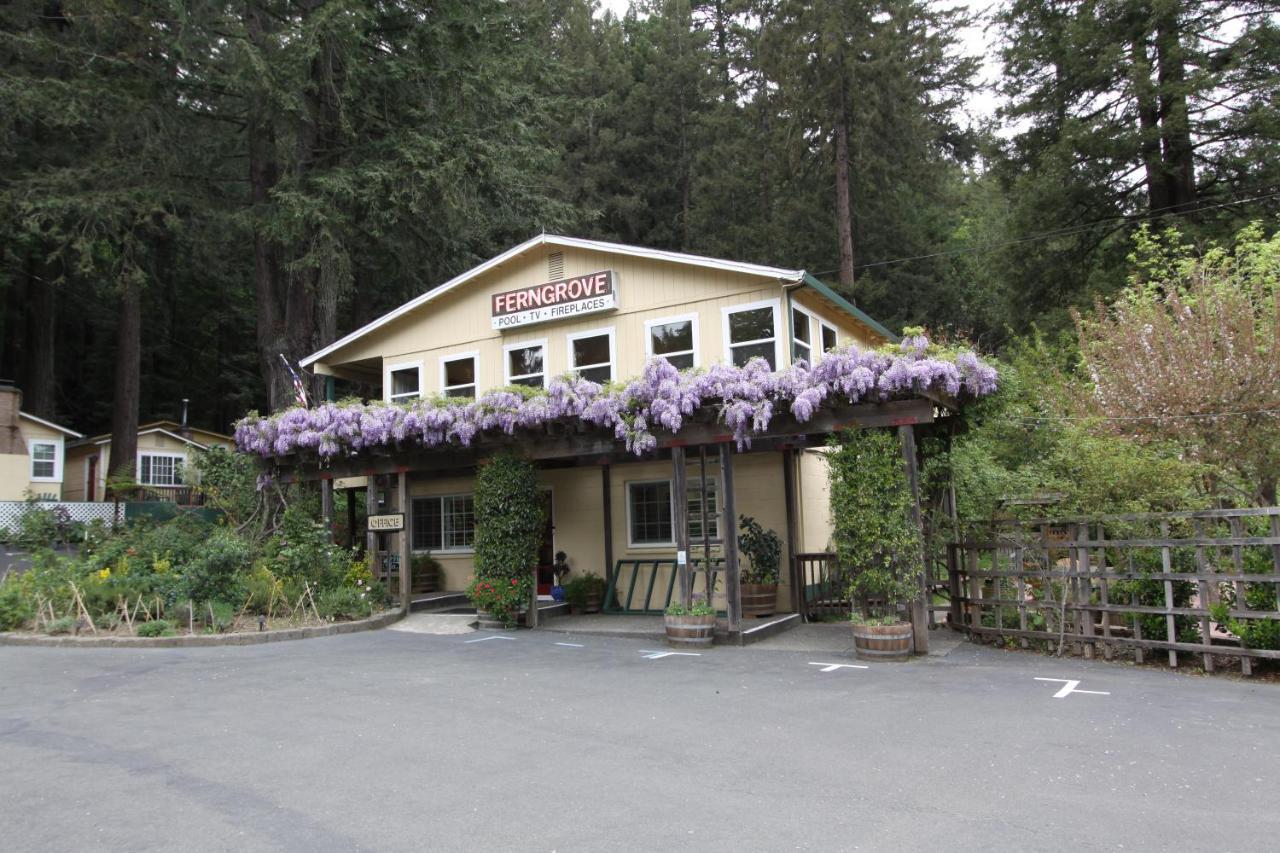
[[0, 501, 121, 532]]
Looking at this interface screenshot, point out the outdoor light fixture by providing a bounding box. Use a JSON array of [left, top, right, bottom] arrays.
[[258, 615, 265, 632]]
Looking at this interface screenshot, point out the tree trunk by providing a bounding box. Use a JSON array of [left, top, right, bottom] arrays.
[[108, 276, 141, 488], [1155, 7, 1196, 213], [1131, 38, 1170, 215], [834, 112, 856, 290], [23, 258, 57, 420]]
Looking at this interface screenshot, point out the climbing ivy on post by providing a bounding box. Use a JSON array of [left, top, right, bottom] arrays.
[[828, 429, 923, 618], [471, 452, 544, 625]]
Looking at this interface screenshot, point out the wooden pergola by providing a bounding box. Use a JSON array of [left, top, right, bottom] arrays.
[[270, 396, 944, 648]]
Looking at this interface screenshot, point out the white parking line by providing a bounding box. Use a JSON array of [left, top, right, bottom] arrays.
[[554, 642, 585, 648], [808, 662, 869, 673], [1034, 677, 1110, 699], [638, 650, 701, 660], [464, 635, 516, 644]]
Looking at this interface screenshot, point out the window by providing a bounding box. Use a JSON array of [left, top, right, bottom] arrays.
[[820, 321, 838, 354], [139, 453, 184, 486], [440, 353, 478, 399], [568, 328, 615, 383], [791, 306, 813, 365], [412, 494, 476, 552], [723, 299, 780, 369], [387, 362, 422, 403], [30, 441, 58, 481], [627, 476, 720, 547], [646, 314, 698, 370], [505, 340, 546, 388]]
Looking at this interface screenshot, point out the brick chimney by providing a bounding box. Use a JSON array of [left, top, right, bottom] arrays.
[[0, 380, 26, 455]]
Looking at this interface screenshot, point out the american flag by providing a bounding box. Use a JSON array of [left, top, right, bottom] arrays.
[[279, 354, 310, 408]]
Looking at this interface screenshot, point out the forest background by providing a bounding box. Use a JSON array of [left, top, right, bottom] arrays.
[[1, 0, 1277, 510]]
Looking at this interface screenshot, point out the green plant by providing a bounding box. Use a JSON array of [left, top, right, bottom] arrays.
[[466, 575, 531, 627], [0, 579, 35, 631], [204, 600, 237, 633], [829, 429, 922, 619], [563, 573, 605, 611], [14, 498, 63, 550], [468, 453, 543, 625], [665, 599, 716, 617], [179, 528, 252, 605], [136, 619, 174, 638], [849, 612, 904, 627], [316, 585, 376, 621], [737, 515, 781, 584], [47, 616, 77, 635]]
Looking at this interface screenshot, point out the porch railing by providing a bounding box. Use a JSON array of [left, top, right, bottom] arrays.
[[604, 557, 724, 614], [948, 507, 1280, 675]]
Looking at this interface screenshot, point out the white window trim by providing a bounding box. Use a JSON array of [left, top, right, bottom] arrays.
[[626, 478, 676, 549], [411, 492, 477, 554], [137, 451, 187, 487], [790, 302, 817, 366], [385, 360, 424, 403], [503, 338, 548, 387], [624, 475, 722, 549], [567, 326, 616, 382], [29, 437, 63, 483], [644, 312, 700, 368], [722, 298, 782, 368], [819, 319, 839, 354], [438, 350, 480, 398]]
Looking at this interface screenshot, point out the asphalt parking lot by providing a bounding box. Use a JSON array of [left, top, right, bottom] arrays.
[[0, 629, 1276, 852]]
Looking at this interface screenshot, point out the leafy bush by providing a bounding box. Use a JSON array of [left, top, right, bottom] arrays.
[[0, 579, 35, 631], [48, 616, 78, 635], [666, 599, 715, 617], [179, 528, 251, 604], [14, 500, 69, 550], [136, 619, 174, 638], [737, 515, 781, 585], [467, 576, 529, 627], [469, 453, 543, 625], [316, 585, 375, 621], [263, 506, 352, 590], [563, 573, 605, 611], [203, 600, 237, 632]]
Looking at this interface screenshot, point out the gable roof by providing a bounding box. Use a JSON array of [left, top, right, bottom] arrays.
[[301, 234, 809, 368], [799, 273, 899, 343], [19, 411, 83, 438], [72, 420, 234, 448]]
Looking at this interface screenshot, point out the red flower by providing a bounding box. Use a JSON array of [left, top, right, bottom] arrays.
[[510, 579, 518, 586]]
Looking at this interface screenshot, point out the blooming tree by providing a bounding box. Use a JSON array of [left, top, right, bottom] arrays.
[[1075, 224, 1280, 504], [236, 335, 997, 471]]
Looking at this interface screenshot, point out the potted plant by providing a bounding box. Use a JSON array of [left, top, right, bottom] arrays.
[[563, 572, 605, 614], [412, 552, 442, 594], [550, 550, 571, 602], [829, 429, 924, 662], [467, 575, 530, 629], [664, 599, 717, 647], [737, 515, 781, 618]]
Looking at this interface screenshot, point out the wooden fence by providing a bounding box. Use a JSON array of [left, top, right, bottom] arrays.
[[948, 507, 1280, 675]]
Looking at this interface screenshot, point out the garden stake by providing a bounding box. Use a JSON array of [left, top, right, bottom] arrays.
[[188, 599, 194, 636], [68, 582, 97, 634]]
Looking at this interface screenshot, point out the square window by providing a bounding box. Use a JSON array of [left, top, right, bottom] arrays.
[[412, 495, 475, 552], [792, 307, 812, 365], [31, 442, 57, 480], [390, 366, 421, 402], [570, 331, 613, 384], [725, 303, 779, 369], [648, 318, 697, 370], [506, 344, 545, 388], [139, 454, 184, 486], [442, 356, 477, 399], [628, 481, 673, 545], [821, 323, 838, 353]]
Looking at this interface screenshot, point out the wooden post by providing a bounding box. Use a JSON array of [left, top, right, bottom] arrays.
[[782, 448, 800, 615], [1194, 519, 1216, 673], [719, 443, 741, 633], [397, 472, 411, 612], [1077, 524, 1095, 660], [699, 446, 713, 601], [320, 477, 334, 544], [346, 487, 358, 550], [365, 479, 380, 576], [1160, 520, 1177, 668], [898, 425, 929, 655], [601, 464, 614, 587], [672, 447, 691, 607]]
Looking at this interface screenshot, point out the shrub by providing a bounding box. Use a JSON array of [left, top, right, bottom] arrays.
[[0, 579, 35, 631], [466, 576, 529, 627], [178, 528, 251, 604], [136, 619, 174, 638], [562, 574, 605, 611], [737, 515, 782, 585], [666, 599, 715, 617], [204, 600, 237, 633], [469, 453, 544, 626], [316, 585, 375, 621], [14, 500, 64, 550], [265, 506, 351, 591], [47, 616, 77, 635], [242, 563, 284, 615]]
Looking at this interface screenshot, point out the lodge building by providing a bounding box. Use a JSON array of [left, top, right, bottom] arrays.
[[294, 234, 938, 639]]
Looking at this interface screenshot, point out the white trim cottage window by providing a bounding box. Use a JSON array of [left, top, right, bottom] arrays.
[[567, 327, 615, 383], [412, 494, 476, 552], [139, 452, 184, 487], [645, 313, 699, 369], [504, 340, 547, 388], [791, 304, 815, 365], [29, 439, 61, 482], [722, 299, 781, 369], [626, 476, 720, 548], [439, 352, 479, 398], [820, 319, 839, 354], [386, 361, 423, 402]]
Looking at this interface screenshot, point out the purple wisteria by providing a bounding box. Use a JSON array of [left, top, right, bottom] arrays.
[[235, 338, 997, 463]]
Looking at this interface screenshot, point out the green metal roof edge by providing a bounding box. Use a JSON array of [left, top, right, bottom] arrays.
[[799, 272, 900, 343]]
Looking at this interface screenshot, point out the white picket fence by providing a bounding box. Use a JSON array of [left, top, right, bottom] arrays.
[[0, 501, 122, 532]]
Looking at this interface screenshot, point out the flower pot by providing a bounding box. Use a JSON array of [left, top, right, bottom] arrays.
[[741, 583, 777, 618], [475, 610, 508, 631], [665, 613, 716, 648], [583, 589, 603, 614], [851, 621, 913, 662]]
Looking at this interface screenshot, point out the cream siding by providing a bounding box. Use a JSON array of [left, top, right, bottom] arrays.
[[2, 418, 68, 501]]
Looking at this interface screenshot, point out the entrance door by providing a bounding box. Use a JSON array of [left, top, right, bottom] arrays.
[[535, 489, 555, 597]]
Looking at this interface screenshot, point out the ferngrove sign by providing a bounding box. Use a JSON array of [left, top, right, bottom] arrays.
[[491, 270, 617, 330]]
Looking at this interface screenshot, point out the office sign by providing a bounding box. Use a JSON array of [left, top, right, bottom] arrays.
[[367, 513, 405, 532], [491, 270, 617, 330]]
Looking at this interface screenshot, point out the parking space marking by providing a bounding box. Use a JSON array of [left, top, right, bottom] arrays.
[[554, 642, 585, 648], [464, 635, 517, 644], [1035, 677, 1110, 699], [638, 650, 701, 660], [808, 662, 869, 673]]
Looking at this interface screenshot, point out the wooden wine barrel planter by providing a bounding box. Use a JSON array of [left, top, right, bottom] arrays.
[[665, 613, 716, 648], [475, 610, 508, 631], [411, 567, 439, 594], [851, 621, 913, 662], [583, 589, 603, 614], [741, 583, 777, 618]]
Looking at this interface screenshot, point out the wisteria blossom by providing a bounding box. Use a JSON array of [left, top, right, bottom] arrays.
[[235, 337, 997, 467]]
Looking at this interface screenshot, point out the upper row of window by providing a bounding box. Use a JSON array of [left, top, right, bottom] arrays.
[[388, 301, 841, 401]]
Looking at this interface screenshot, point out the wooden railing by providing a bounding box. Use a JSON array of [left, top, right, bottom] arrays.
[[604, 557, 725, 614], [949, 508, 1280, 675]]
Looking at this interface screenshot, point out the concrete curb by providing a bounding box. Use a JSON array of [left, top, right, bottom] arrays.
[[0, 608, 405, 649]]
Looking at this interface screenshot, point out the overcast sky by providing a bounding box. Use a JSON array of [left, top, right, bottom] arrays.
[[593, 0, 1006, 127]]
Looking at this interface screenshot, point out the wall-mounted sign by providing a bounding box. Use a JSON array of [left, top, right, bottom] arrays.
[[367, 513, 404, 532], [491, 269, 617, 330]]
